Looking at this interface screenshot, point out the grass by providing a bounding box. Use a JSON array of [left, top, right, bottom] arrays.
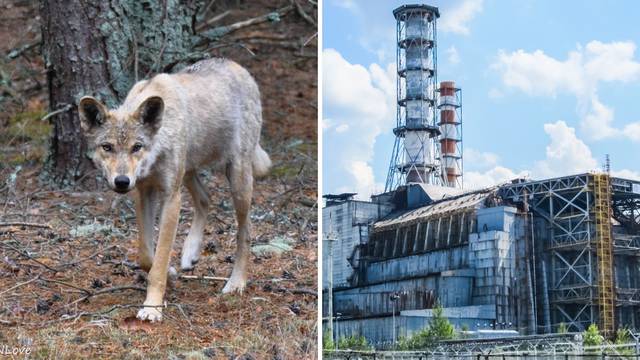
[[0, 108, 50, 166]]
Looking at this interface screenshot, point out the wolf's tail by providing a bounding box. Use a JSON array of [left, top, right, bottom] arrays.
[[252, 144, 272, 178]]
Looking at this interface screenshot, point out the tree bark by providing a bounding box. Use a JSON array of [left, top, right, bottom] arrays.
[[41, 0, 200, 185]]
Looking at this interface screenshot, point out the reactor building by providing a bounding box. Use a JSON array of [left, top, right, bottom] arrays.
[[322, 4, 640, 348]]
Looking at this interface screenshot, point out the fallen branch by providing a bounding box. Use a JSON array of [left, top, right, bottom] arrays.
[[39, 277, 146, 307], [199, 5, 293, 41], [0, 275, 41, 296], [56, 245, 118, 269], [39, 277, 92, 295], [292, 0, 316, 26], [69, 285, 146, 307], [196, 10, 232, 31], [1, 240, 59, 272], [0, 222, 51, 229], [276, 286, 317, 297], [41, 103, 72, 122], [102, 259, 140, 270], [6, 39, 41, 60], [179, 274, 228, 282]]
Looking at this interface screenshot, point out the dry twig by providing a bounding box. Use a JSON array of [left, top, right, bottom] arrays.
[[0, 222, 51, 229]]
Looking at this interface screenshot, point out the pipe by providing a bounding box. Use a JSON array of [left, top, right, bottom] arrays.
[[541, 259, 551, 333], [526, 259, 537, 334]]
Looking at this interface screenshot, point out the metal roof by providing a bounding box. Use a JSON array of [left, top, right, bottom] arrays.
[[393, 4, 441, 19], [373, 187, 496, 231]]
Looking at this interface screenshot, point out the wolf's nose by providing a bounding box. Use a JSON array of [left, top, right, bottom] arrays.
[[114, 175, 130, 190]]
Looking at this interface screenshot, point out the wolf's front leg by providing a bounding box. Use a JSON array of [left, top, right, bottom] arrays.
[[135, 186, 158, 272], [136, 190, 181, 322]]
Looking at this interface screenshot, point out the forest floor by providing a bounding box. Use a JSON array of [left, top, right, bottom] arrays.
[[0, 1, 317, 359]]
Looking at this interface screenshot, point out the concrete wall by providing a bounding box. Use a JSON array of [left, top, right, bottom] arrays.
[[322, 201, 388, 289], [333, 269, 474, 317], [366, 247, 469, 283], [469, 207, 518, 326], [326, 205, 523, 346]]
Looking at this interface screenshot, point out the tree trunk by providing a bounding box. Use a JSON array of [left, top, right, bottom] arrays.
[[41, 0, 200, 185]]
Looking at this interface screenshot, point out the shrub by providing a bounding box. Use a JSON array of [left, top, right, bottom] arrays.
[[323, 331, 335, 351], [336, 335, 373, 351], [557, 322, 568, 334], [583, 324, 603, 347], [394, 305, 455, 350]]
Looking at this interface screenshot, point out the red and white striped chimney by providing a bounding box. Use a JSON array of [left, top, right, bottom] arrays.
[[438, 81, 462, 188]]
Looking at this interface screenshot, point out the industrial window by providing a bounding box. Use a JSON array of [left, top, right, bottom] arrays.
[[450, 214, 460, 246], [394, 227, 406, 256], [426, 219, 436, 250], [405, 224, 417, 255], [414, 222, 424, 253]]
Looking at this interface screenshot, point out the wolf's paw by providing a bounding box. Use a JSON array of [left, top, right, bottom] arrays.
[[168, 266, 178, 278], [136, 306, 163, 322], [221, 274, 246, 294], [180, 254, 199, 271]]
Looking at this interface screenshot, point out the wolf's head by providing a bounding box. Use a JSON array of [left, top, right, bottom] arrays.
[[78, 96, 164, 194]]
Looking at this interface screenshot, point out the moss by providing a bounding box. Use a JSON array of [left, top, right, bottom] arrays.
[[4, 110, 50, 142], [0, 110, 51, 166]]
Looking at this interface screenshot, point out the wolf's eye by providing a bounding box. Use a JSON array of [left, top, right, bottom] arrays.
[[101, 143, 113, 152], [131, 143, 143, 153]]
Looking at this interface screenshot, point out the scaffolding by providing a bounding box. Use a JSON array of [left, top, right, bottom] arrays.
[[499, 173, 640, 334], [593, 174, 615, 336], [501, 174, 596, 332]]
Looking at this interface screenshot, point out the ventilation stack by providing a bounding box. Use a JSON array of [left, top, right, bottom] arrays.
[[385, 5, 441, 192], [438, 81, 462, 188]]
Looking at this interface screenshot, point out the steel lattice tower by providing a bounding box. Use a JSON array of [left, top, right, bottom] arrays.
[[385, 4, 442, 192]]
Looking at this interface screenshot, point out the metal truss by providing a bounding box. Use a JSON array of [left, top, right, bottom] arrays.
[[617, 288, 640, 305], [499, 173, 640, 334], [500, 174, 596, 332]]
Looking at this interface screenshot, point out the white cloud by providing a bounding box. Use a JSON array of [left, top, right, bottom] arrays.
[[623, 122, 640, 141], [492, 41, 640, 141], [584, 41, 640, 82], [465, 166, 524, 190], [581, 96, 619, 140], [464, 121, 601, 189], [463, 148, 499, 170], [323, 48, 396, 199], [532, 121, 598, 178], [347, 161, 384, 199], [446, 46, 461, 64], [493, 48, 585, 97], [612, 169, 640, 181], [440, 0, 484, 35]]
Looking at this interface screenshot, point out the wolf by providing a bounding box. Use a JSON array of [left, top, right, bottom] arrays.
[[78, 58, 271, 322]]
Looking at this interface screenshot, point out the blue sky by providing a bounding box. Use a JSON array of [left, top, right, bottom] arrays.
[[322, 0, 640, 199]]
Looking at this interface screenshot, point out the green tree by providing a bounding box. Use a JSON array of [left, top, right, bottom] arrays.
[[395, 305, 456, 350], [323, 332, 335, 351], [583, 324, 604, 347], [614, 327, 634, 356], [429, 305, 455, 341]]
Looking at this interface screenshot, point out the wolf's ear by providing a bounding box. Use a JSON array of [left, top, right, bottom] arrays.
[[135, 96, 164, 131], [78, 96, 107, 132]]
